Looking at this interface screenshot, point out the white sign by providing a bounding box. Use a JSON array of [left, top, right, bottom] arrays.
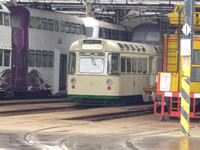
[[181, 39, 191, 56], [160, 73, 171, 91], [182, 23, 191, 36]]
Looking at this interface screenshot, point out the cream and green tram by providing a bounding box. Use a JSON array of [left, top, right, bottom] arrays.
[[68, 38, 160, 105]]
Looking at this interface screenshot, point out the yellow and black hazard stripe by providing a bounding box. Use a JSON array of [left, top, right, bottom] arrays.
[[181, 59, 191, 136]]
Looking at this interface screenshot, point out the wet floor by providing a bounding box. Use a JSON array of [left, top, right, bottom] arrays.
[[0, 130, 132, 150], [132, 136, 200, 150]]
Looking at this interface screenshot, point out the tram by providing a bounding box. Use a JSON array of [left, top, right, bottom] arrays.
[[68, 38, 161, 105]]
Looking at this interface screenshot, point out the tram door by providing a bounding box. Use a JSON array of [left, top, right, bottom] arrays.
[[59, 54, 67, 91]]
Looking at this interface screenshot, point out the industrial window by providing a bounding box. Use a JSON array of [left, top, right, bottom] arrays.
[[0, 50, 2, 66], [192, 50, 200, 64], [49, 51, 54, 68], [120, 31, 126, 41], [4, 13, 9, 26], [60, 21, 64, 32], [70, 23, 75, 34], [147, 32, 160, 42], [76, 24, 81, 35], [36, 50, 41, 67], [69, 52, 76, 74], [127, 58, 132, 73], [35, 17, 41, 29], [116, 30, 119, 40], [42, 51, 48, 67], [42, 18, 47, 30], [107, 53, 119, 75], [82, 24, 86, 35], [0, 12, 2, 25], [29, 16, 35, 28], [143, 58, 147, 73], [28, 50, 35, 67], [111, 30, 116, 40], [191, 67, 200, 82], [108, 29, 111, 39], [4, 50, 10, 66], [121, 57, 126, 73], [65, 22, 70, 33], [132, 57, 137, 73], [55, 20, 59, 32], [48, 19, 54, 31], [132, 31, 145, 42], [138, 58, 142, 73]]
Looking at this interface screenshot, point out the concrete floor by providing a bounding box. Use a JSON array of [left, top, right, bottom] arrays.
[[0, 103, 200, 150]]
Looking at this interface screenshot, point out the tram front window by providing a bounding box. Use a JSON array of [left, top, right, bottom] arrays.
[[79, 58, 104, 74]]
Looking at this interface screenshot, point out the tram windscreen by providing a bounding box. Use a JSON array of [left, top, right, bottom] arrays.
[[79, 58, 104, 74]]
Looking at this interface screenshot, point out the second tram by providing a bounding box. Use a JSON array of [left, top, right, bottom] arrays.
[[68, 38, 161, 105]]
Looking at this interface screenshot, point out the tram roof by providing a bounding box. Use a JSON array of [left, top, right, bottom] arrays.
[[70, 38, 158, 55]]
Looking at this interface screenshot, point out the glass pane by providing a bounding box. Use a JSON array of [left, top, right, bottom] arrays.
[[35, 17, 41, 29], [36, 50, 41, 67], [191, 67, 200, 82], [60, 21, 64, 32], [42, 51, 48, 67], [143, 58, 147, 73], [192, 50, 200, 64], [132, 32, 145, 41], [127, 58, 132, 72], [0, 50, 2, 66], [55, 20, 59, 32], [121, 57, 126, 73], [11, 15, 21, 27], [4, 50, 10, 66], [70, 23, 75, 34], [69, 52, 76, 74], [29, 16, 35, 28], [107, 53, 119, 74], [4, 13, 10, 26], [42, 18, 47, 30], [82, 24, 86, 35], [48, 19, 54, 31], [79, 58, 104, 73], [65, 22, 70, 33], [132, 57, 137, 73], [0, 12, 2, 25], [49, 51, 54, 68], [28, 50, 35, 67], [138, 58, 142, 73], [76, 24, 81, 35], [147, 32, 160, 42]]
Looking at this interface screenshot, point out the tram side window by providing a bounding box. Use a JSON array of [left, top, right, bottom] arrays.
[[42, 18, 47, 30], [132, 57, 137, 73], [29, 16, 35, 28], [42, 51, 48, 67], [143, 58, 147, 74], [65, 22, 70, 33], [60, 21, 65, 33], [49, 51, 54, 68], [4, 13, 10, 26], [48, 19, 54, 31], [138, 58, 142, 73], [28, 50, 35, 67], [107, 53, 119, 75], [76, 24, 81, 35], [127, 58, 132, 73], [0, 12, 2, 25], [36, 50, 41, 67], [82, 24, 86, 35], [70, 23, 75, 34], [55, 20, 59, 32], [99, 28, 107, 39], [35, 17, 42, 29], [0, 50, 2, 66], [69, 52, 76, 74], [149, 57, 153, 74], [121, 57, 126, 73], [4, 50, 10, 66]]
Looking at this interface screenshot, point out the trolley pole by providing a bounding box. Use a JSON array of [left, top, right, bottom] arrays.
[[180, 0, 194, 136]]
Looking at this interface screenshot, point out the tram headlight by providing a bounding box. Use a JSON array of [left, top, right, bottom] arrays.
[[106, 79, 113, 85], [71, 78, 76, 84]]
